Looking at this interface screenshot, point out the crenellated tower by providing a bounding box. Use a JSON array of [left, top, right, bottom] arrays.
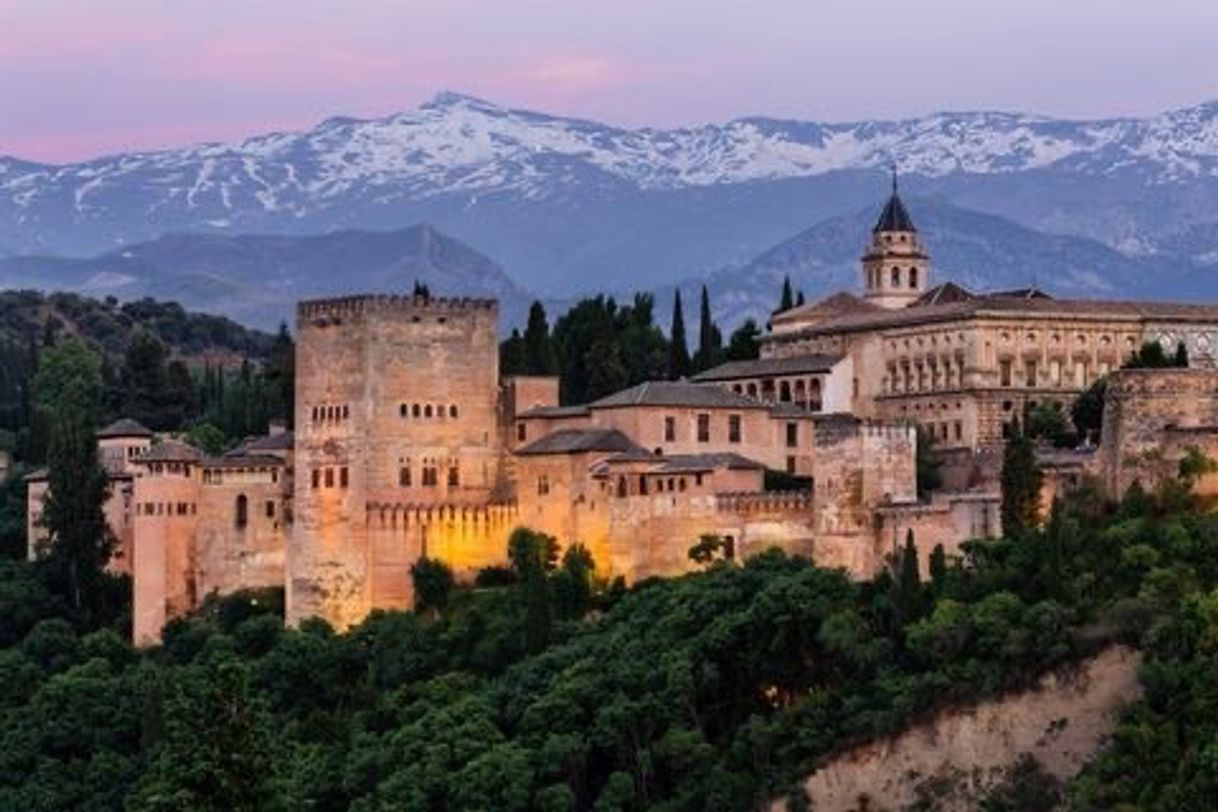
[[861, 171, 929, 309]]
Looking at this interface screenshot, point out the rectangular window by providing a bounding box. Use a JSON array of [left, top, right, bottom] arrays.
[[400, 466, 412, 487], [311, 469, 320, 489], [266, 500, 275, 518], [728, 415, 741, 443], [955, 421, 963, 441], [999, 359, 1012, 387], [340, 467, 349, 488], [324, 468, 334, 488], [664, 416, 676, 442], [697, 413, 710, 443], [786, 422, 798, 448], [448, 466, 459, 487], [538, 474, 550, 496], [1025, 360, 1038, 388], [517, 423, 526, 442], [423, 466, 437, 487], [786, 456, 796, 474]]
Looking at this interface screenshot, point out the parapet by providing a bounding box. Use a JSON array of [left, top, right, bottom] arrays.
[[1105, 367, 1218, 399], [715, 491, 814, 514], [365, 501, 520, 530], [297, 294, 498, 326]]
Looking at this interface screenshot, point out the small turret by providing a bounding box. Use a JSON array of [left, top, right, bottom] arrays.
[[861, 170, 930, 309]]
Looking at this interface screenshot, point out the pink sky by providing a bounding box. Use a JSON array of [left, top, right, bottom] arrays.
[[4, 0, 1218, 163]]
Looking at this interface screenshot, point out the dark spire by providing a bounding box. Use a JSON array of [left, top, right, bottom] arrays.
[[873, 168, 916, 233]]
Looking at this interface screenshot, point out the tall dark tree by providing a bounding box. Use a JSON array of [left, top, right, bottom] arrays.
[[796, 290, 806, 307], [499, 328, 527, 377], [39, 372, 113, 621], [778, 276, 794, 313], [1071, 378, 1107, 445], [1175, 341, 1190, 368], [693, 285, 724, 373], [121, 331, 172, 429], [265, 322, 296, 428], [1000, 419, 1044, 538], [616, 294, 667, 384], [523, 301, 558, 375], [726, 319, 761, 361], [508, 529, 559, 653], [667, 290, 692, 380], [896, 529, 923, 621]]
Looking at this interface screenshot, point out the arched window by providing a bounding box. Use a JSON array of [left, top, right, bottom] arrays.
[[424, 404, 433, 418], [616, 476, 627, 498], [891, 267, 900, 287], [449, 405, 458, 418], [235, 494, 248, 528], [412, 404, 421, 417], [909, 267, 918, 289]]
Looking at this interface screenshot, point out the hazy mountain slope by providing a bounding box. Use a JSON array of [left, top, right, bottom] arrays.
[[3, 93, 1218, 296], [0, 225, 535, 330]]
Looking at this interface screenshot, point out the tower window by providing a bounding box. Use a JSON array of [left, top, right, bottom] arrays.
[[412, 404, 421, 418], [311, 469, 320, 489], [891, 267, 900, 287], [340, 467, 349, 488], [265, 500, 275, 519], [728, 415, 741, 443], [664, 416, 675, 442], [909, 267, 918, 288], [449, 405, 458, 418], [325, 468, 334, 488], [424, 405, 432, 418], [517, 423, 526, 442], [400, 466, 412, 487], [447, 466, 459, 487], [235, 494, 248, 528]]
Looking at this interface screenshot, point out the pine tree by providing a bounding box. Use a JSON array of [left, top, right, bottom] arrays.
[[779, 276, 794, 313], [1000, 419, 1044, 538], [726, 319, 761, 361], [667, 290, 692, 380], [693, 285, 723, 373], [523, 301, 558, 375]]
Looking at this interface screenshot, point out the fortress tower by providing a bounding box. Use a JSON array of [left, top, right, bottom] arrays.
[[861, 172, 930, 309], [288, 294, 505, 629]]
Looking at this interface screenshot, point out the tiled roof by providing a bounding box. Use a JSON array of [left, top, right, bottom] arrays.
[[765, 290, 1218, 343], [518, 405, 592, 419], [874, 190, 917, 233], [770, 291, 882, 328], [516, 428, 646, 456], [691, 353, 844, 382], [226, 431, 294, 456], [590, 381, 767, 410], [97, 418, 153, 439], [593, 450, 765, 474], [135, 440, 203, 463]]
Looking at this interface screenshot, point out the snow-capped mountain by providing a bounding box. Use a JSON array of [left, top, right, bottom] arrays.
[[3, 92, 1218, 296]]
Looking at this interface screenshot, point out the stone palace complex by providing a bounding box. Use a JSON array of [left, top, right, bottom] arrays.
[[28, 186, 1218, 644]]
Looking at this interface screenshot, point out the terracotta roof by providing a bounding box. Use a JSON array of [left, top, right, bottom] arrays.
[[97, 418, 153, 439], [226, 431, 294, 456], [691, 353, 844, 382], [590, 381, 767, 410], [134, 439, 203, 463], [205, 454, 285, 469], [771, 291, 881, 327], [593, 450, 765, 474], [516, 428, 646, 456]]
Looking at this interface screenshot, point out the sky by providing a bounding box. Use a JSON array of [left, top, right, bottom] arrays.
[[3, 0, 1218, 164]]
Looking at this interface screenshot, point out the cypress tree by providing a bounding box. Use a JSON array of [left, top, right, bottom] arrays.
[[694, 285, 723, 372], [779, 276, 794, 313], [897, 529, 923, 620], [523, 301, 557, 375], [1000, 419, 1044, 538], [668, 290, 692, 380]]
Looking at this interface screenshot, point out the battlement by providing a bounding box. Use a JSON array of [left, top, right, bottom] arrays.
[[365, 501, 520, 530], [1105, 367, 1218, 398], [715, 490, 813, 514], [297, 294, 498, 325]]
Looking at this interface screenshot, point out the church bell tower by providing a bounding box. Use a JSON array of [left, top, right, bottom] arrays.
[[861, 171, 929, 309]]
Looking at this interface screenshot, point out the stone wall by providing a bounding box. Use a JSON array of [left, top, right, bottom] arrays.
[[1100, 368, 1218, 496], [785, 645, 1142, 812]]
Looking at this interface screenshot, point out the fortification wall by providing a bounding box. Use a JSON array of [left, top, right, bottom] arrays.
[[605, 490, 816, 580], [1100, 368, 1218, 495], [195, 468, 288, 608], [876, 492, 999, 576]]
